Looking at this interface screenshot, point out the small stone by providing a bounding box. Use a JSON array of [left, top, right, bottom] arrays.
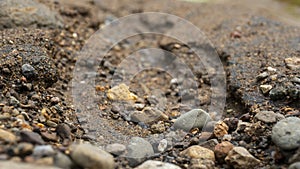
[[33, 145, 56, 157], [14, 143, 34, 156], [157, 139, 168, 152], [180, 145, 215, 161], [22, 64, 36, 79], [291, 77, 300, 84], [285, 57, 300, 70], [126, 137, 154, 167], [214, 121, 229, 137], [225, 147, 260, 169], [130, 107, 168, 125], [54, 152, 74, 169], [20, 131, 45, 145], [214, 141, 234, 162], [0, 129, 16, 143], [174, 109, 211, 132], [10, 96, 20, 106], [34, 157, 54, 165], [151, 122, 166, 133], [289, 162, 300, 169], [107, 83, 138, 101], [256, 72, 269, 81], [190, 159, 215, 169], [70, 143, 115, 169], [267, 66, 277, 72], [260, 84, 272, 94], [135, 160, 182, 169], [50, 97, 60, 104], [56, 123, 72, 141], [105, 143, 126, 156], [199, 139, 219, 151], [41, 132, 58, 142], [272, 117, 300, 150], [254, 111, 284, 123], [222, 134, 232, 141]]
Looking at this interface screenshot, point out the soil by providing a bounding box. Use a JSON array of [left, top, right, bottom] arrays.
[[0, 0, 299, 169]]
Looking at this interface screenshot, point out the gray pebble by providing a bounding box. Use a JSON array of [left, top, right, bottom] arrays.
[[272, 117, 300, 150], [70, 143, 115, 169], [105, 143, 126, 156], [54, 152, 74, 169], [254, 111, 284, 123], [126, 137, 154, 167], [173, 109, 211, 131], [22, 64, 36, 79], [33, 145, 56, 157]]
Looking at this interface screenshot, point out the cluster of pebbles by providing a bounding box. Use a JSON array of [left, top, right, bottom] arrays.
[[0, 0, 299, 169]]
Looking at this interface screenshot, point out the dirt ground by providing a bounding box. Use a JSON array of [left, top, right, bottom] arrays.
[[0, 0, 299, 169]]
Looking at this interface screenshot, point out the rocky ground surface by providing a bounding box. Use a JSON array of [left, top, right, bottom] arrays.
[[0, 0, 299, 169]]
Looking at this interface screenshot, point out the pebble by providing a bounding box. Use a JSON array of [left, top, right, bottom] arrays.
[[214, 141, 234, 162], [190, 159, 215, 169], [126, 137, 154, 167], [180, 145, 215, 161], [20, 131, 45, 145], [173, 109, 211, 131], [135, 160, 182, 169], [22, 64, 37, 79], [106, 83, 138, 101], [289, 162, 300, 169], [272, 117, 300, 150], [130, 107, 168, 125], [56, 123, 72, 141], [0, 161, 61, 169], [225, 147, 260, 169], [256, 72, 269, 81], [33, 145, 56, 157], [105, 143, 126, 156], [214, 121, 229, 137], [199, 139, 219, 151], [0, 129, 17, 143], [269, 87, 287, 100], [50, 97, 60, 104], [157, 139, 168, 152], [54, 152, 74, 169], [9, 96, 20, 106], [70, 143, 115, 169], [260, 84, 272, 94], [12, 143, 34, 156], [254, 111, 284, 123], [285, 57, 300, 70]]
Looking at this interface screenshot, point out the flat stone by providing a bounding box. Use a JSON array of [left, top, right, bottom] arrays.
[[254, 111, 284, 123], [70, 143, 115, 169], [260, 84, 272, 94], [173, 109, 211, 131], [272, 117, 300, 150], [20, 131, 45, 145], [225, 147, 260, 169], [180, 145, 215, 161], [107, 83, 138, 101], [130, 107, 168, 124], [135, 160, 182, 169], [105, 143, 126, 156], [0, 129, 16, 143]]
